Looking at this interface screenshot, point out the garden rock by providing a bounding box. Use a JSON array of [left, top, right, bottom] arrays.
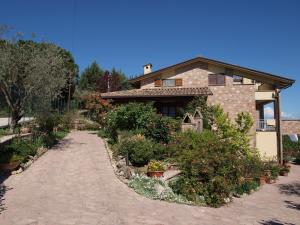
[[11, 167, 23, 175], [116, 159, 126, 169]]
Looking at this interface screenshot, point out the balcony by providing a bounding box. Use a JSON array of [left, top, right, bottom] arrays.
[[255, 91, 275, 101], [256, 119, 276, 131]]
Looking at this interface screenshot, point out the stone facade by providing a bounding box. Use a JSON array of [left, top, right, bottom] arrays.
[[141, 62, 257, 124], [282, 120, 300, 134]]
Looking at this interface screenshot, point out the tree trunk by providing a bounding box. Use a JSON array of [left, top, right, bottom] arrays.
[[10, 108, 23, 130]]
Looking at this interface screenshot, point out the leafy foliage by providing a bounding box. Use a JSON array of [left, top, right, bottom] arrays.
[[78, 61, 104, 91], [283, 135, 300, 162], [185, 96, 214, 129], [83, 92, 113, 127], [147, 160, 165, 172], [0, 38, 78, 128], [115, 134, 167, 166], [168, 107, 260, 207], [128, 175, 192, 204], [106, 102, 180, 143]]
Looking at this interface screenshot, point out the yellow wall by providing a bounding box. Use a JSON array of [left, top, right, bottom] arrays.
[[256, 131, 278, 159]]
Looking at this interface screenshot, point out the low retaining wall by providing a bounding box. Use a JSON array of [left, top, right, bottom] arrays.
[[282, 119, 300, 135]]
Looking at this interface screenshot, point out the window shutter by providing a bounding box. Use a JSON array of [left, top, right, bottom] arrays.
[[208, 74, 217, 85], [154, 79, 162, 87], [217, 74, 225, 85], [175, 79, 183, 86]]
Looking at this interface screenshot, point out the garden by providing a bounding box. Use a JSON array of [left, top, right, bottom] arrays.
[[93, 97, 292, 207]]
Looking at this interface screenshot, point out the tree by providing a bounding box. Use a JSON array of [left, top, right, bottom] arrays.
[[78, 61, 104, 91], [0, 39, 76, 129], [96, 68, 131, 93]]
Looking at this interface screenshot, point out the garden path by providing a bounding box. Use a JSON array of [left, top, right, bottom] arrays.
[[0, 131, 299, 225]]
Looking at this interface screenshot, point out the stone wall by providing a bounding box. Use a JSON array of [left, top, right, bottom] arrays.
[[140, 62, 257, 123], [282, 120, 300, 134]]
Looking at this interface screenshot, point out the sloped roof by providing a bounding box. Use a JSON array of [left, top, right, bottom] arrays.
[[130, 56, 295, 89], [101, 87, 212, 99]]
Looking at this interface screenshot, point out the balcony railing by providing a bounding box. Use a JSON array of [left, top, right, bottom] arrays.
[[256, 119, 276, 131]]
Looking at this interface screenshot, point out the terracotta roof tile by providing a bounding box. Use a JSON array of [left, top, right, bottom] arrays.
[[101, 87, 212, 99]]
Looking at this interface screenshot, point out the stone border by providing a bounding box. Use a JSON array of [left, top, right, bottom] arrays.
[[102, 138, 133, 184], [11, 146, 48, 175]]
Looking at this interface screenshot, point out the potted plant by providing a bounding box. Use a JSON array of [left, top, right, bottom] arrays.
[[147, 160, 165, 178], [279, 166, 290, 176], [259, 175, 266, 185]]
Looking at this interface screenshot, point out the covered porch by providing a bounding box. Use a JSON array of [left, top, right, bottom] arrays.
[[101, 87, 213, 117], [255, 90, 282, 161]]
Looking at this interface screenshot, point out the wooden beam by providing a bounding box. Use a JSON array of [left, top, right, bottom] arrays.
[[274, 89, 283, 165]]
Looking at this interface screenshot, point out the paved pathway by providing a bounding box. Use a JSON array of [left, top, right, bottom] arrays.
[[0, 117, 33, 128], [0, 131, 299, 225]]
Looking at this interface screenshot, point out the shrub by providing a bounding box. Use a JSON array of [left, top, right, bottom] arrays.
[[115, 134, 167, 166], [58, 112, 75, 131], [83, 92, 113, 127], [169, 128, 263, 207], [233, 180, 259, 195], [106, 102, 156, 140], [144, 116, 180, 143], [283, 135, 300, 162], [106, 102, 180, 143], [36, 112, 61, 135]]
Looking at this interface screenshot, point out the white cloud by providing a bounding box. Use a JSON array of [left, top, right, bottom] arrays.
[[264, 106, 294, 119], [281, 111, 294, 119], [264, 106, 274, 119]]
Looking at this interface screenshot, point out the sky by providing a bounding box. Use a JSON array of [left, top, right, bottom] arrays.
[[1, 0, 299, 118]]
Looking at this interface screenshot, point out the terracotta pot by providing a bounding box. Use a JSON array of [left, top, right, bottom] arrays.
[[147, 171, 164, 178], [0, 161, 20, 171], [259, 176, 266, 185]]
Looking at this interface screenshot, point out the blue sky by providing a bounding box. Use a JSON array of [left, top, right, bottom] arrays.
[[1, 0, 299, 118]]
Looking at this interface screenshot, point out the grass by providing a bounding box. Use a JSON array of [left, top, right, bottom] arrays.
[[0, 128, 12, 138]]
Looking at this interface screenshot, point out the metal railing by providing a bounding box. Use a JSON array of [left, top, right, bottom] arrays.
[[256, 119, 276, 131]]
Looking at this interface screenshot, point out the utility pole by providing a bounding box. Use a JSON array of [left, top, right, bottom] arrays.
[[67, 73, 72, 112]]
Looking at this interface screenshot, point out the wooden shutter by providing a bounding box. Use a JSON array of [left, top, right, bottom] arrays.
[[154, 79, 162, 87], [208, 74, 217, 85], [217, 74, 225, 85], [175, 79, 183, 86]]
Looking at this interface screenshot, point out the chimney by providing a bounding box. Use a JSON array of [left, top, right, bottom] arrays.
[[143, 63, 152, 75]]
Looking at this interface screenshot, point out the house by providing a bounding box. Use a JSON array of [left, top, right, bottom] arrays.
[[101, 56, 295, 163]]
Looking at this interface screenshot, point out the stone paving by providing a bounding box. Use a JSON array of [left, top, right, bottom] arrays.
[[0, 131, 299, 225]]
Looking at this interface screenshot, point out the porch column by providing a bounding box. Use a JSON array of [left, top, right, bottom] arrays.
[[274, 89, 283, 165]]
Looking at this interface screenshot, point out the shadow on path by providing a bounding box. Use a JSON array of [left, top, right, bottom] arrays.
[[0, 173, 12, 214], [258, 219, 296, 225], [284, 200, 300, 211], [277, 182, 300, 197]]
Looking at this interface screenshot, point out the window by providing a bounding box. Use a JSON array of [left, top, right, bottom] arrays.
[[161, 105, 176, 117], [162, 79, 176, 87], [233, 75, 243, 83], [208, 74, 225, 86]]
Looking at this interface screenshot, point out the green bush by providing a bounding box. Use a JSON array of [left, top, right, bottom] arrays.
[[169, 127, 262, 207], [106, 102, 180, 143], [233, 180, 259, 195], [144, 116, 180, 143], [115, 134, 167, 166], [59, 112, 75, 131], [283, 135, 300, 162], [36, 112, 61, 134]]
